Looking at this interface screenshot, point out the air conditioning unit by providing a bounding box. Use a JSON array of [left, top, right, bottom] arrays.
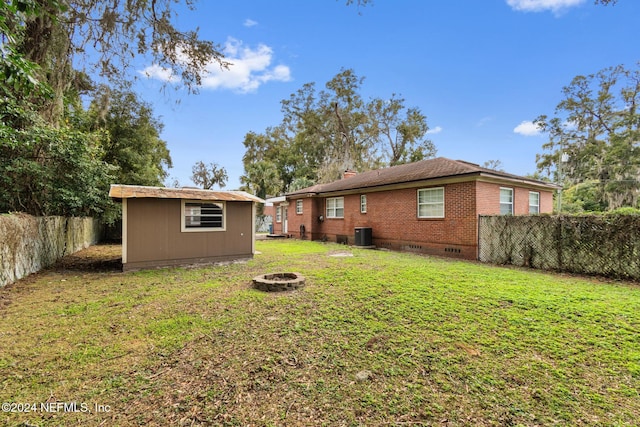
[[354, 227, 373, 247]]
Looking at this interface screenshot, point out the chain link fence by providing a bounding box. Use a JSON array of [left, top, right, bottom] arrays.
[[478, 215, 640, 281]]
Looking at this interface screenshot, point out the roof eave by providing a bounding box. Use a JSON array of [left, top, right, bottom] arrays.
[[285, 172, 559, 198]]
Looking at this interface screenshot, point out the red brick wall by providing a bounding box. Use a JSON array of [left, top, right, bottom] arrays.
[[540, 190, 554, 213], [286, 180, 555, 259], [476, 181, 554, 215], [288, 182, 479, 258]]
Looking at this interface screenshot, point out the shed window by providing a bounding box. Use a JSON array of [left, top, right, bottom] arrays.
[[529, 192, 540, 214], [182, 200, 225, 232], [326, 197, 344, 219], [417, 187, 444, 218], [296, 199, 303, 214], [500, 188, 514, 215]]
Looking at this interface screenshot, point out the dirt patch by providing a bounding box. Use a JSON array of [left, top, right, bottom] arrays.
[[53, 243, 122, 272], [328, 251, 354, 257]]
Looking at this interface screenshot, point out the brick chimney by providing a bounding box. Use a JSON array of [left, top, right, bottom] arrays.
[[343, 169, 357, 179]]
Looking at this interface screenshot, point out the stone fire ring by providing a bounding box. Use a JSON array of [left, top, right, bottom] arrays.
[[253, 272, 305, 292]]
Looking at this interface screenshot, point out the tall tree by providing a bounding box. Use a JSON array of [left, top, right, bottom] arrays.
[[191, 161, 228, 189], [85, 87, 173, 186], [3, 1, 372, 125], [0, 100, 116, 219], [242, 69, 435, 193], [240, 161, 281, 200], [367, 94, 434, 166], [10, 0, 228, 124], [482, 159, 504, 171], [535, 63, 640, 210]]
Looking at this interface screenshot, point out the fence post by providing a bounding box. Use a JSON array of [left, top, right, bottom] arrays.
[[477, 215, 482, 261], [556, 216, 563, 270]]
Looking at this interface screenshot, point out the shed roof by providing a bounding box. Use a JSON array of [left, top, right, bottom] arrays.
[[286, 157, 558, 196], [109, 184, 265, 203]]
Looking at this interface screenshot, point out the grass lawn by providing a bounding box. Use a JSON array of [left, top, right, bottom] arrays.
[[1, 240, 639, 426]]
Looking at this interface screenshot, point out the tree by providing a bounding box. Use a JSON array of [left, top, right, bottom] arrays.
[[0, 68, 121, 220], [482, 159, 504, 171], [0, 113, 116, 219], [191, 161, 228, 189], [240, 161, 281, 200], [534, 64, 640, 210], [367, 95, 435, 166], [562, 181, 608, 213], [85, 87, 172, 186], [242, 69, 435, 193], [3, 1, 372, 125], [0, 0, 54, 98]]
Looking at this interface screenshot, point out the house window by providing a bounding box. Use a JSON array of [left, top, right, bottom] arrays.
[[182, 200, 225, 232], [360, 195, 367, 213], [276, 206, 282, 223], [500, 188, 514, 215], [529, 192, 540, 214], [296, 199, 303, 214], [326, 197, 344, 219], [417, 187, 445, 218]]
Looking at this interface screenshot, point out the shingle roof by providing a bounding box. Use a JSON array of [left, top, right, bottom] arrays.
[[109, 184, 264, 203], [286, 157, 557, 196]]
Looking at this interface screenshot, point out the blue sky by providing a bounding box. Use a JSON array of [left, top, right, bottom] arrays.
[[133, 0, 640, 190]]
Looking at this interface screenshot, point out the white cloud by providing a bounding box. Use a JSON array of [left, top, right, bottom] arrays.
[[201, 38, 291, 93], [139, 64, 180, 83], [139, 37, 291, 93], [426, 126, 443, 135], [513, 120, 542, 136], [244, 19, 258, 27], [506, 0, 585, 13]]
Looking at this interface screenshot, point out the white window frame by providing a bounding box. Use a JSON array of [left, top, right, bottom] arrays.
[[181, 200, 226, 232], [417, 187, 445, 218], [326, 197, 344, 219], [529, 191, 540, 214], [500, 187, 514, 215], [296, 199, 303, 214], [276, 206, 282, 223], [360, 195, 367, 214]]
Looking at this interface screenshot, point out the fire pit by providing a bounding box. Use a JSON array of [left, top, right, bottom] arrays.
[[252, 272, 305, 292]]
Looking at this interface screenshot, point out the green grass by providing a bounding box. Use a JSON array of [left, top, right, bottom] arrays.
[[1, 240, 639, 426]]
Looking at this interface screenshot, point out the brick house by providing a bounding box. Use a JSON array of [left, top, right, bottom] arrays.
[[275, 157, 557, 259], [263, 196, 285, 234]]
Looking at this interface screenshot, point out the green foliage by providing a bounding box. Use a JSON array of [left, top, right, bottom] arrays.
[[83, 88, 172, 186], [241, 69, 435, 193], [561, 181, 607, 213], [0, 120, 116, 219], [0, 0, 61, 98], [0, 83, 168, 222], [240, 161, 281, 199], [535, 63, 640, 210], [606, 206, 640, 216]]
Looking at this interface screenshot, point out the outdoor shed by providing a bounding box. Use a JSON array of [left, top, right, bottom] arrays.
[[109, 184, 264, 271]]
